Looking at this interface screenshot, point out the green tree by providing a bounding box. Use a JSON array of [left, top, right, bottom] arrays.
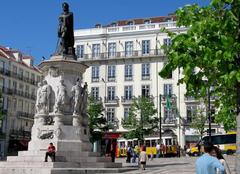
[[87, 97, 109, 143], [122, 96, 158, 141], [159, 0, 240, 171], [190, 104, 207, 141]]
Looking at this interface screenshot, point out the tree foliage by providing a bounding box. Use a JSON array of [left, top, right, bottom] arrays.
[[87, 97, 109, 143], [190, 104, 208, 140], [159, 0, 240, 131], [122, 96, 158, 141]]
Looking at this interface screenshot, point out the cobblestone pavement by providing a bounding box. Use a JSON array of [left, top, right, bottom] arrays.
[[115, 155, 236, 174]]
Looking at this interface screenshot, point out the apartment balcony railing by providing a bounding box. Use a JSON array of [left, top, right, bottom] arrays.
[[0, 68, 38, 85], [17, 111, 34, 119], [104, 96, 119, 105], [10, 129, 31, 139], [121, 96, 135, 105], [1, 87, 36, 100], [77, 49, 164, 60]]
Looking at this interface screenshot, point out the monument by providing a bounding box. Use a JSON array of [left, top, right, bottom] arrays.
[[0, 3, 124, 174]]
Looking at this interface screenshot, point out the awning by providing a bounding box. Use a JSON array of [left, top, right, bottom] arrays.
[[103, 132, 121, 139]]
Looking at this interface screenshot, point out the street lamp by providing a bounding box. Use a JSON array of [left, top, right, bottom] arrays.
[[203, 78, 212, 143], [207, 86, 212, 143], [159, 95, 162, 144]]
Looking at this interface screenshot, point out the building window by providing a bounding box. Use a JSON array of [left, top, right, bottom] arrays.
[[124, 86, 133, 100], [163, 38, 172, 46], [108, 42, 116, 57], [91, 87, 99, 100], [142, 63, 150, 80], [92, 44, 100, 58], [142, 85, 150, 97], [144, 19, 151, 24], [125, 41, 133, 57], [164, 107, 175, 124], [127, 21, 134, 25], [164, 84, 172, 96], [91, 66, 99, 82], [124, 64, 133, 81], [142, 40, 150, 54], [12, 65, 17, 76], [76, 45, 84, 58], [108, 65, 116, 82], [107, 86, 115, 100], [186, 105, 197, 123], [106, 108, 115, 123], [124, 107, 130, 120]]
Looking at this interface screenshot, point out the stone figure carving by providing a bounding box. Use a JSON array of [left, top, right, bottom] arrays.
[[54, 80, 67, 113], [36, 82, 43, 113], [71, 80, 83, 115], [80, 82, 88, 115], [36, 80, 52, 114], [56, 2, 75, 56]]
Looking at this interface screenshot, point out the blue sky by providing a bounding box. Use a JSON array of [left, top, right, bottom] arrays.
[[0, 0, 209, 65]]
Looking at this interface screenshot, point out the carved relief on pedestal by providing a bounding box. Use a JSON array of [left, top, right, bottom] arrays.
[[37, 127, 62, 140], [36, 80, 52, 115], [54, 79, 67, 114], [48, 67, 60, 77]]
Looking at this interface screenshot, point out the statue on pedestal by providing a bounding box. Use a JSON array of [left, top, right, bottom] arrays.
[[56, 2, 75, 57], [71, 80, 83, 115], [36, 80, 52, 114], [54, 80, 67, 113], [80, 82, 88, 116]]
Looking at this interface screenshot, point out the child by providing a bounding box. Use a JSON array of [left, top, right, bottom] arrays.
[[139, 146, 148, 170]]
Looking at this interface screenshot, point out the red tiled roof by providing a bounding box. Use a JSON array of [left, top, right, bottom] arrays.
[[0, 45, 41, 73]]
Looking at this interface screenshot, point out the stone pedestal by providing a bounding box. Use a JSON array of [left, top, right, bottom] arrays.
[[0, 56, 123, 174]]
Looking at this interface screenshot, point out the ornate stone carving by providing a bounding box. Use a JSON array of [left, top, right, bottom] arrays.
[[80, 82, 88, 116], [36, 80, 52, 114], [54, 79, 67, 113], [49, 67, 59, 77], [71, 80, 83, 115], [38, 130, 54, 139]]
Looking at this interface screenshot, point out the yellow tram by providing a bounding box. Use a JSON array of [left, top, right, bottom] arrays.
[[117, 136, 178, 157]]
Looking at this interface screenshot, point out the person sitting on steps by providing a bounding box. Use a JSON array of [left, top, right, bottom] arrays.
[[45, 143, 56, 162]]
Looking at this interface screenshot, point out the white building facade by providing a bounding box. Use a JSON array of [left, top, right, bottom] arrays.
[[74, 16, 224, 148], [0, 46, 41, 157]]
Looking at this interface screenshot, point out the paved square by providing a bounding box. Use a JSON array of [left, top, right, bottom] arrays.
[[115, 155, 236, 174]]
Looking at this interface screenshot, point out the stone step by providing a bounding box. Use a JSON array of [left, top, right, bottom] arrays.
[[0, 167, 132, 174], [0, 161, 122, 168], [7, 155, 111, 163], [7, 156, 67, 162], [18, 151, 101, 157]]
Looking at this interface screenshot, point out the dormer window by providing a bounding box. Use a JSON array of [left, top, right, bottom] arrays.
[[144, 19, 151, 24], [111, 22, 117, 27], [127, 21, 134, 25]]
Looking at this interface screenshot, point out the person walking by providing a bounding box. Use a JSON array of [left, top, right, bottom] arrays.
[[196, 142, 225, 174], [211, 146, 231, 174], [156, 143, 160, 158], [139, 146, 148, 170], [126, 144, 132, 163]]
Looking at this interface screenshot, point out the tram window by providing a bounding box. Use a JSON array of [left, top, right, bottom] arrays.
[[165, 139, 172, 145], [146, 140, 150, 147], [133, 140, 138, 146], [120, 142, 125, 148], [152, 140, 156, 147]]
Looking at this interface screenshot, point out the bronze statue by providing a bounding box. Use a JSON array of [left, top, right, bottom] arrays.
[[57, 2, 75, 57]]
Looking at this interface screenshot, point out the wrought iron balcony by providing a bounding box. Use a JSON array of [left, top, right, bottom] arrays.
[[121, 96, 135, 104], [104, 96, 119, 105], [77, 49, 164, 61]]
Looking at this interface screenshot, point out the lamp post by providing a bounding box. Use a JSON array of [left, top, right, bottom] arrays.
[[207, 86, 212, 143], [159, 94, 162, 144]]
